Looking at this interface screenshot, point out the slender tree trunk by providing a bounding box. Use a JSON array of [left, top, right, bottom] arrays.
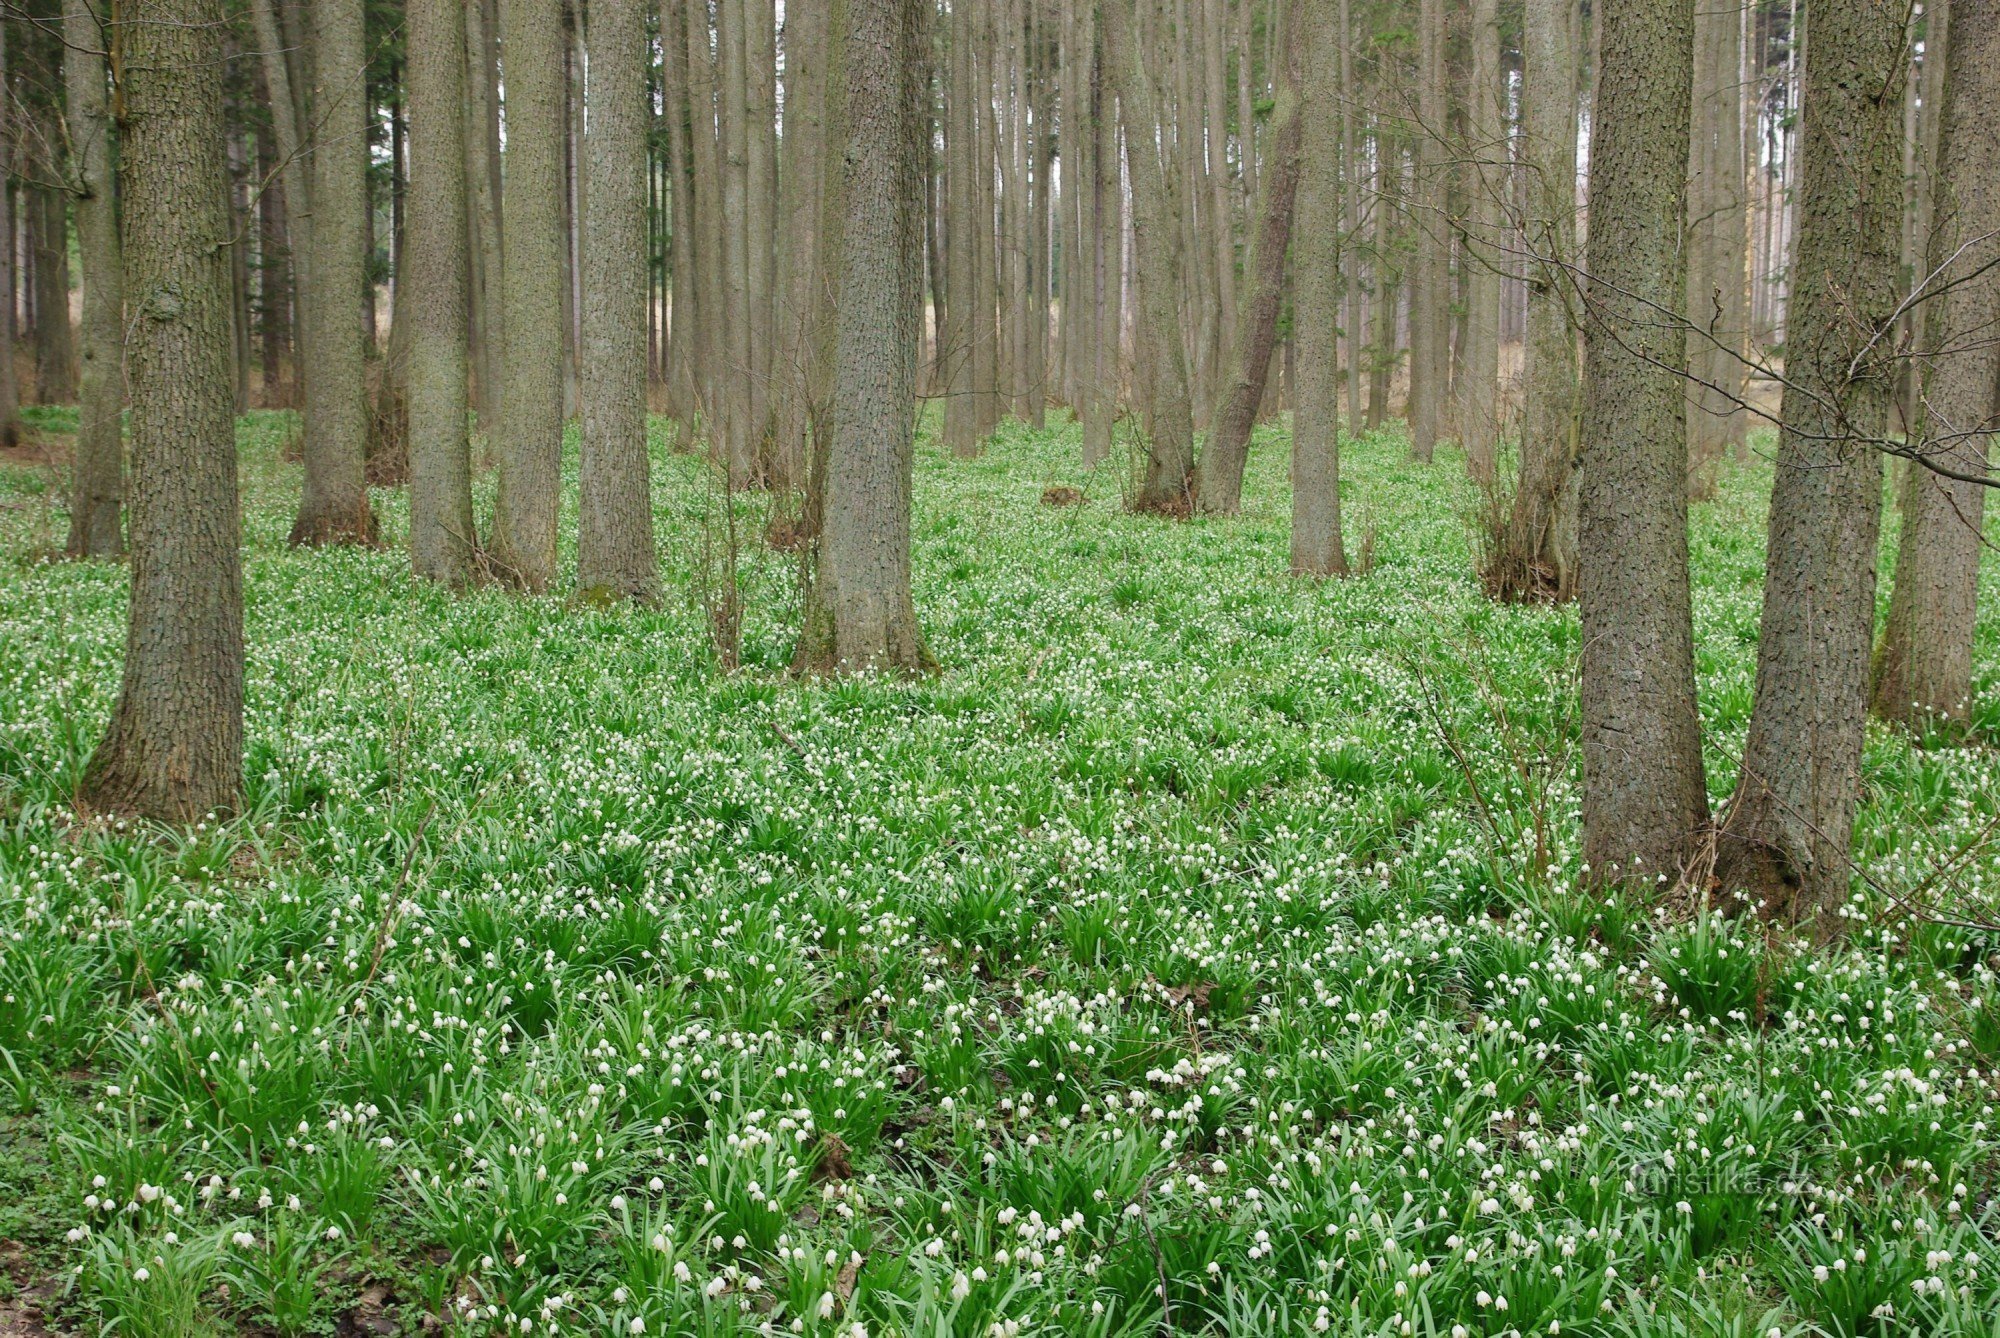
[[406, 0, 478, 585], [1081, 1, 1115, 465], [1291, 0, 1347, 576], [1405, 0, 1447, 461], [1718, 0, 1908, 931], [717, 0, 755, 481], [1365, 130, 1400, 430], [465, 0, 505, 430], [1204, 0, 1234, 395], [769, 0, 829, 490], [1105, 0, 1195, 513], [663, 0, 696, 420], [1576, 0, 1708, 888], [1456, 0, 1503, 483], [292, 0, 377, 544], [32, 186, 77, 404], [795, 0, 931, 675], [1873, 0, 1993, 727], [1491, 0, 1581, 601], [0, 23, 17, 448], [487, 0, 568, 588], [249, 0, 308, 395], [1194, 58, 1301, 515], [688, 0, 724, 430], [577, 0, 660, 603], [64, 0, 125, 558], [1685, 0, 1749, 494], [746, 0, 777, 461], [972, 3, 1002, 437], [1337, 0, 1361, 440], [85, 0, 243, 822], [942, 0, 981, 455], [1026, 0, 1051, 429]]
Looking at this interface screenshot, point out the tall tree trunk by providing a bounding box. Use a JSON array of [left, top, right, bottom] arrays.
[[1405, 0, 1447, 462], [795, 0, 931, 675], [0, 23, 17, 448], [1456, 0, 1503, 483], [406, 0, 478, 585], [1365, 130, 1401, 430], [663, 0, 696, 421], [85, 0, 243, 822], [248, 0, 308, 393], [717, 0, 755, 481], [1080, 1, 1116, 466], [1873, 0, 1994, 727], [292, 0, 377, 544], [942, 0, 981, 456], [1290, 0, 1347, 576], [1105, 0, 1195, 514], [972, 2, 1002, 437], [1685, 0, 1749, 494], [1337, 0, 1361, 440], [1194, 57, 1301, 515], [64, 0, 125, 558], [1718, 0, 1908, 931], [485, 0, 567, 587], [746, 0, 778, 461], [464, 0, 504, 430], [1576, 0, 1708, 888], [1203, 0, 1234, 399], [32, 186, 77, 404], [1490, 0, 1580, 601], [577, 0, 660, 603], [768, 0, 829, 490]]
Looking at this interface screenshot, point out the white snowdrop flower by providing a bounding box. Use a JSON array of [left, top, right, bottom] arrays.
[[232, 1232, 257, 1249], [628, 1319, 645, 1335], [611, 1196, 627, 1211], [951, 1272, 971, 1302], [133, 1268, 151, 1283]]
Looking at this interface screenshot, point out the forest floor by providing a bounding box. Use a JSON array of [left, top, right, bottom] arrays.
[[2, 408, 1999, 1336]]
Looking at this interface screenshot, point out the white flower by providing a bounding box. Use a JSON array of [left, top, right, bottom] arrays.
[[628, 1319, 645, 1335]]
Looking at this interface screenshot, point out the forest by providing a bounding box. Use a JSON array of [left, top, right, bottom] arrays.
[[1, 0, 1998, 1333]]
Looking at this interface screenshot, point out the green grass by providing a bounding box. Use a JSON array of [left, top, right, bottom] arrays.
[[2, 405, 1999, 1336]]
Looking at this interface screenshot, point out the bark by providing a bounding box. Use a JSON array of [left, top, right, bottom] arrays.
[[1576, 0, 1708, 889], [249, 0, 307, 392], [748, 0, 778, 458], [32, 186, 77, 404], [487, 0, 567, 589], [406, 0, 478, 585], [1104, 0, 1195, 514], [1491, 0, 1580, 601], [1203, 0, 1234, 399], [1290, 0, 1347, 577], [1718, 0, 1908, 931], [1873, 0, 1994, 727], [972, 5, 1001, 437], [64, 0, 125, 559], [84, 0, 243, 823], [577, 0, 660, 604], [292, 0, 378, 545], [794, 0, 931, 675], [1405, 0, 1447, 462], [1456, 0, 1503, 483], [1194, 57, 1301, 515]]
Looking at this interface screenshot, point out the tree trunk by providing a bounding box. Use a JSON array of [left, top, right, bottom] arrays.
[[942, 0, 981, 456], [662, 0, 696, 421], [1873, 0, 1993, 728], [487, 0, 567, 589], [794, 0, 931, 675], [406, 0, 478, 586], [1337, 0, 1361, 441], [1290, 0, 1347, 577], [1456, 0, 1503, 483], [466, 0, 505, 429], [84, 0, 243, 823], [577, 0, 660, 603], [768, 0, 829, 491], [1576, 0, 1708, 889], [1490, 0, 1580, 601], [717, 0, 755, 481], [292, 0, 377, 545], [32, 186, 78, 404], [1405, 0, 1447, 462], [1081, 0, 1116, 466], [1685, 0, 1749, 494], [1105, 0, 1194, 514], [1718, 0, 1908, 931], [0, 22, 17, 448], [1194, 57, 1301, 515], [64, 0, 125, 559]]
